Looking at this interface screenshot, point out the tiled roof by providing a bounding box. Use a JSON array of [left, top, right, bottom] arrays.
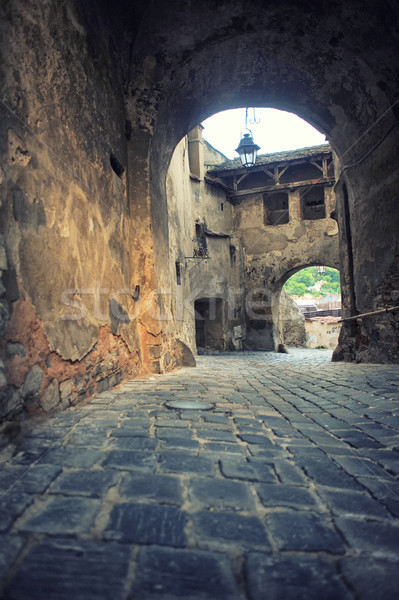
[[208, 143, 331, 174]]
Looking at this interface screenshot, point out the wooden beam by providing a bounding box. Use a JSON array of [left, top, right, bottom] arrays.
[[228, 176, 335, 199], [237, 172, 250, 186], [310, 160, 324, 173]]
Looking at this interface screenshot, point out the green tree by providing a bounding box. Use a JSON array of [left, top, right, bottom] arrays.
[[284, 266, 340, 297]]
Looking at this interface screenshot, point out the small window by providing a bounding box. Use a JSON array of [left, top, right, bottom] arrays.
[[175, 261, 181, 285], [221, 202, 224, 211], [229, 244, 236, 266], [264, 192, 289, 225], [301, 186, 326, 220]]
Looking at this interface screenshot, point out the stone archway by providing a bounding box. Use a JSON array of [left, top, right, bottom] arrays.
[[1, 0, 399, 421], [126, 0, 399, 364], [272, 264, 341, 352]]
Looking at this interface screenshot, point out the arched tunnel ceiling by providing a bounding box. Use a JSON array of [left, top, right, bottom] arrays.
[[121, 0, 399, 177]]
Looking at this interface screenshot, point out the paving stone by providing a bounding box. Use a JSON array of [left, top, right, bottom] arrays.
[[0, 534, 25, 580], [104, 503, 187, 546], [189, 477, 255, 510], [102, 450, 157, 471], [4, 538, 131, 600], [237, 433, 274, 445], [65, 431, 110, 448], [219, 457, 260, 481], [192, 511, 272, 548], [110, 427, 150, 438], [266, 510, 345, 553], [335, 517, 399, 558], [318, 487, 390, 518], [329, 454, 386, 477], [339, 556, 399, 600], [202, 441, 245, 455], [19, 497, 101, 535], [297, 457, 364, 490], [0, 464, 62, 494], [156, 428, 193, 439], [361, 449, 399, 474], [131, 546, 241, 600], [195, 429, 237, 442], [119, 473, 183, 505], [272, 459, 308, 484], [257, 483, 318, 509], [38, 448, 104, 468], [246, 458, 279, 483], [159, 452, 215, 475], [108, 436, 158, 451], [0, 493, 34, 532], [158, 437, 200, 450], [245, 553, 352, 600], [49, 469, 119, 497]]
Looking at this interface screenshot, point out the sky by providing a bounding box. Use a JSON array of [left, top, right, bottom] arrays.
[[201, 107, 328, 159]]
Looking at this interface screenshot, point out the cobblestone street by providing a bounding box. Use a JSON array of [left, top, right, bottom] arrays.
[[1, 349, 399, 599]]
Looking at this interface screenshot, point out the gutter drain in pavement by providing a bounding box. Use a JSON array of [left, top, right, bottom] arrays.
[[165, 400, 213, 410]]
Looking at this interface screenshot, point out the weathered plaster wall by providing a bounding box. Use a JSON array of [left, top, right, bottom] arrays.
[[166, 132, 244, 355], [234, 184, 339, 349], [279, 290, 306, 348], [0, 0, 146, 420], [306, 318, 342, 350]]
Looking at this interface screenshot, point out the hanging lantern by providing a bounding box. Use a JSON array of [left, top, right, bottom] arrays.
[[235, 108, 261, 168], [235, 131, 260, 168]]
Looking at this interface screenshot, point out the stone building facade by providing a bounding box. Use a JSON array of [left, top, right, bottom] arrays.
[[166, 129, 339, 355], [1, 0, 399, 422]]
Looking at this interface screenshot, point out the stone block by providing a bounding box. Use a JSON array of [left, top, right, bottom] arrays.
[[0, 299, 10, 336], [335, 517, 399, 558], [149, 345, 162, 359], [22, 365, 43, 398], [159, 452, 215, 476], [257, 483, 318, 508], [108, 436, 158, 451], [340, 556, 399, 600], [0, 493, 34, 532], [49, 469, 119, 497], [219, 457, 259, 481], [5, 539, 131, 600], [39, 379, 60, 412], [0, 235, 7, 270], [5, 342, 26, 359], [245, 554, 352, 600], [192, 511, 272, 548], [102, 450, 158, 471], [132, 546, 241, 600], [0, 387, 24, 419], [59, 379, 73, 402], [0, 359, 6, 391], [0, 535, 25, 581], [104, 502, 187, 546], [0, 465, 62, 494], [120, 473, 183, 505], [266, 510, 345, 553], [19, 496, 101, 535], [189, 477, 255, 510]]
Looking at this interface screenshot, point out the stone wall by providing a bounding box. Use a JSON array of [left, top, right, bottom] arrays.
[[279, 290, 306, 347], [306, 318, 342, 350], [0, 0, 146, 420], [233, 179, 339, 350], [2, 0, 399, 421], [166, 130, 244, 355]]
